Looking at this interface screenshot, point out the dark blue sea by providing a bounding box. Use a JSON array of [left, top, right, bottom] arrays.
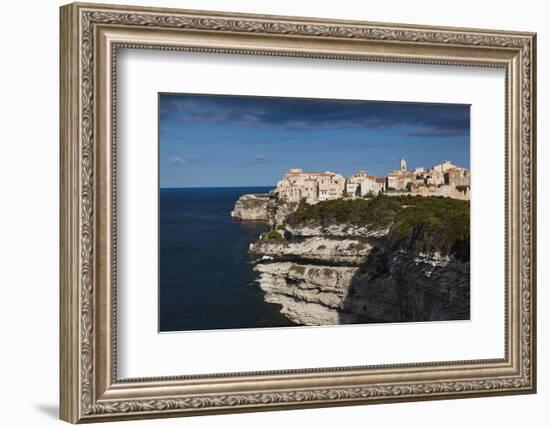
[[159, 187, 295, 332]]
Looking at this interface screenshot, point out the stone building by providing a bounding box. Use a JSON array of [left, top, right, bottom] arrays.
[[424, 160, 463, 186], [445, 167, 470, 187], [386, 158, 415, 191], [345, 171, 366, 197], [277, 168, 345, 204], [408, 183, 470, 201], [433, 160, 456, 173], [386, 172, 405, 190], [275, 158, 470, 204], [425, 170, 445, 186], [400, 158, 407, 173], [360, 176, 386, 196], [386, 158, 471, 200], [345, 172, 385, 197]]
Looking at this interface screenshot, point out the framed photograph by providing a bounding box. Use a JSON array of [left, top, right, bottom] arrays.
[[60, 2, 537, 423]]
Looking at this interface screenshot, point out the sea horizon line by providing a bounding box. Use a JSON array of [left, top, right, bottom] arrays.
[[160, 185, 275, 190]]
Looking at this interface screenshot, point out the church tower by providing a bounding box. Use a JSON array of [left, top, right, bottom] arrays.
[[400, 158, 407, 173]]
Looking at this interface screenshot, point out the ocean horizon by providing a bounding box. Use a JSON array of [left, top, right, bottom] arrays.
[[160, 186, 275, 190]]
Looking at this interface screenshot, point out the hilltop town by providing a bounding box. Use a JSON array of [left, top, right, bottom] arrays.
[[276, 158, 470, 203], [230, 158, 471, 325]]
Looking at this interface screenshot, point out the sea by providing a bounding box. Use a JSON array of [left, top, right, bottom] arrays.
[[159, 187, 295, 332]]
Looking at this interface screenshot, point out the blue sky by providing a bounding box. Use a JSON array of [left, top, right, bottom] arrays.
[[159, 93, 470, 188]]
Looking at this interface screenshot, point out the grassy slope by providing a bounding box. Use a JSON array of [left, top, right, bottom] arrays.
[[286, 195, 470, 260]]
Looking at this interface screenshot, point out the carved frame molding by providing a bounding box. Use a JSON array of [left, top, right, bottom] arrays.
[[60, 2, 536, 423]]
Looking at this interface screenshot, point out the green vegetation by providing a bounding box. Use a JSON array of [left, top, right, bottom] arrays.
[[389, 196, 469, 261], [286, 195, 470, 260], [287, 196, 403, 229], [265, 230, 283, 240]]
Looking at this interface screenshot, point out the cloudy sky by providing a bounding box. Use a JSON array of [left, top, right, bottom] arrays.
[[159, 93, 470, 188]]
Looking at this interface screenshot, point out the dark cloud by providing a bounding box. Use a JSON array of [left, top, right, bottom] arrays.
[[160, 93, 470, 136]]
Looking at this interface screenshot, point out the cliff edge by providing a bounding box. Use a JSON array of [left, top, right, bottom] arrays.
[[248, 195, 470, 326], [230, 193, 271, 221]]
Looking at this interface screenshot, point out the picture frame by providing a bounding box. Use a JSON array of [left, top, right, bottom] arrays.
[[59, 2, 537, 423]]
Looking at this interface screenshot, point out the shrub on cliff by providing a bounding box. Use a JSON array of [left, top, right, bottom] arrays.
[[388, 196, 469, 261], [287, 196, 402, 229], [265, 230, 283, 240], [286, 194, 470, 260]]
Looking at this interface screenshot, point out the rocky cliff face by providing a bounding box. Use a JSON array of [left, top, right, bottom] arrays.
[[266, 197, 299, 229], [233, 194, 470, 326], [231, 192, 299, 224], [254, 262, 357, 325], [230, 194, 271, 220], [341, 249, 469, 323], [250, 234, 372, 265], [250, 223, 469, 326]]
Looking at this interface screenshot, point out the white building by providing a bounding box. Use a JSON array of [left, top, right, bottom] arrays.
[[386, 158, 470, 200], [346, 172, 385, 198], [275, 157, 470, 204], [277, 169, 345, 204]]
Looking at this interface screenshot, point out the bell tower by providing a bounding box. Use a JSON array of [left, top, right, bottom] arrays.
[[400, 158, 407, 173]]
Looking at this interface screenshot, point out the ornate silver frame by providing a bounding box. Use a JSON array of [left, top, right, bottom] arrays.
[[60, 2, 537, 423]]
